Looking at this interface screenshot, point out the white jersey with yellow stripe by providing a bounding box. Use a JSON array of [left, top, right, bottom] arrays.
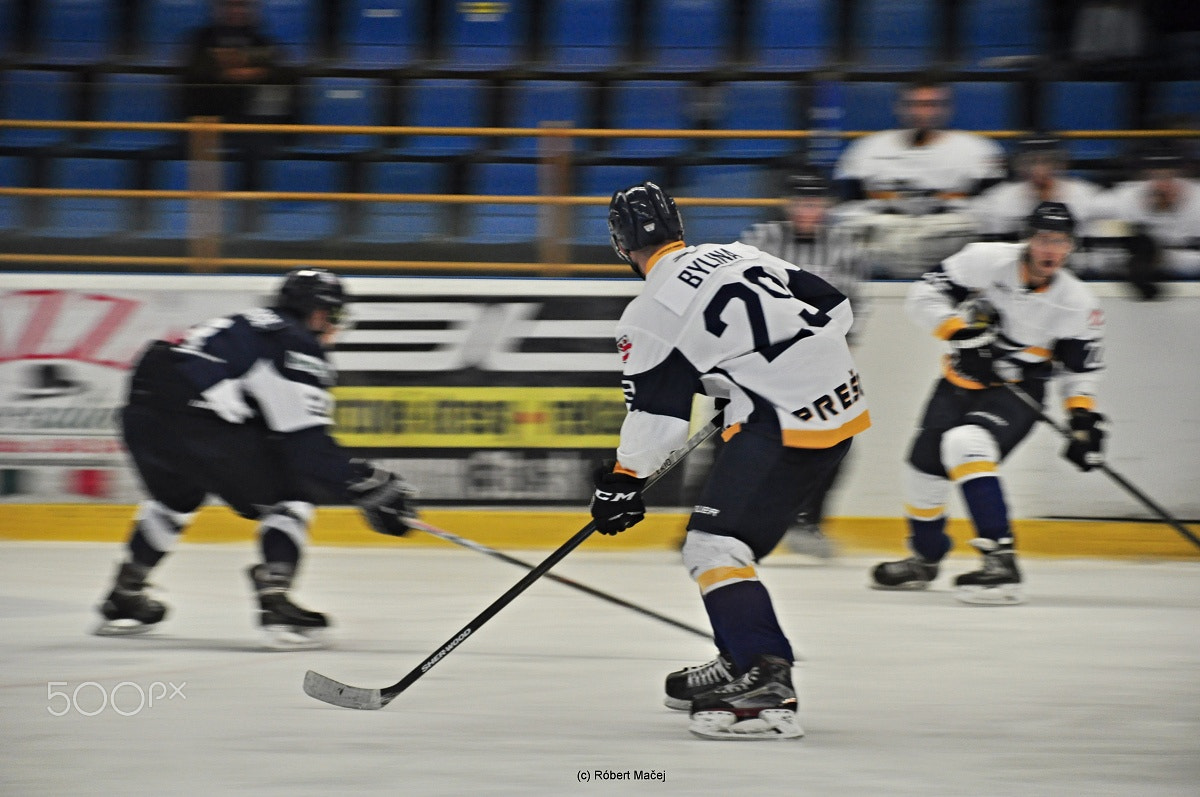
[[907, 241, 1105, 410], [612, 241, 871, 478]]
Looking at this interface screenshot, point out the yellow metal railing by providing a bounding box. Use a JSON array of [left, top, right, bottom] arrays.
[[0, 118, 1195, 275]]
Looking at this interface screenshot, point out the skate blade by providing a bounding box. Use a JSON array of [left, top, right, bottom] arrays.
[[261, 625, 329, 650], [93, 618, 158, 636], [689, 709, 804, 741], [954, 584, 1025, 605], [869, 580, 931, 591]]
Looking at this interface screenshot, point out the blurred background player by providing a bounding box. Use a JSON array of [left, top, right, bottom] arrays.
[[972, 136, 1102, 241], [870, 202, 1106, 605], [833, 78, 1003, 278], [95, 268, 418, 648], [739, 170, 870, 558], [589, 182, 869, 740]]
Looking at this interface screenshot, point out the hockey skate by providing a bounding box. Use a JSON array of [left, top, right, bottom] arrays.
[[247, 564, 330, 650], [954, 538, 1024, 605], [94, 561, 167, 636], [688, 654, 804, 741], [870, 555, 939, 590], [783, 520, 837, 559], [664, 653, 736, 710]]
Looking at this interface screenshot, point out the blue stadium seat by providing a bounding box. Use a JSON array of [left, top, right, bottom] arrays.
[[390, 79, 487, 157], [41, 157, 135, 238], [949, 81, 1017, 132], [1041, 81, 1132, 160], [959, 0, 1042, 67], [854, 0, 938, 69], [0, 156, 30, 233], [290, 77, 388, 155], [462, 162, 541, 243], [340, 0, 424, 68], [497, 80, 592, 157], [356, 160, 449, 243], [839, 81, 901, 133], [747, 0, 834, 71], [31, 0, 119, 64], [247, 159, 342, 240], [143, 158, 239, 239], [259, 0, 319, 62], [1151, 81, 1200, 123], [0, 0, 16, 54], [676, 163, 769, 243], [136, 0, 210, 65], [571, 163, 666, 246], [88, 73, 177, 152], [644, 0, 732, 71], [441, 0, 528, 70], [606, 80, 694, 158], [0, 70, 76, 149], [708, 80, 799, 159], [542, 0, 631, 71]]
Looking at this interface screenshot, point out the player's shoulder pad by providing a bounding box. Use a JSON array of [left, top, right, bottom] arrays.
[[238, 307, 288, 331]]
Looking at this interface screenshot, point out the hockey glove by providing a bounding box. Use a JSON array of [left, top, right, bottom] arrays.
[[200, 379, 254, 423], [951, 346, 1000, 386], [1063, 409, 1106, 471], [590, 462, 646, 535], [348, 460, 418, 536], [946, 298, 1001, 350]]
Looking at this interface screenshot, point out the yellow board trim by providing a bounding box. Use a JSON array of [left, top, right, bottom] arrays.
[[696, 565, 758, 592], [1, 507, 1196, 560], [948, 460, 998, 481]]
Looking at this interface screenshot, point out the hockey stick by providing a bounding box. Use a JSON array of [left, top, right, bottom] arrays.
[[408, 518, 713, 641], [1004, 383, 1200, 551], [304, 416, 722, 710]]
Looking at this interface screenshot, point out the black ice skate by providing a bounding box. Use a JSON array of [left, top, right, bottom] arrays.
[[688, 654, 804, 740], [94, 561, 167, 636], [247, 564, 330, 650], [664, 653, 736, 710], [870, 555, 939, 590], [954, 538, 1024, 605]]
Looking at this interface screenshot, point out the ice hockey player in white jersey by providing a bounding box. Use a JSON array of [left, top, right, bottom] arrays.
[[870, 202, 1106, 605], [739, 170, 871, 559], [94, 268, 418, 648], [588, 182, 870, 740]]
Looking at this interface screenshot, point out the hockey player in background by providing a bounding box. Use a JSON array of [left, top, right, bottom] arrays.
[[94, 268, 418, 648], [739, 170, 871, 559], [871, 202, 1106, 605], [589, 182, 870, 740]]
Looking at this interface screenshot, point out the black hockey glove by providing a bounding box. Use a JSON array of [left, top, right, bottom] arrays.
[[589, 462, 646, 535], [946, 298, 1000, 349], [347, 460, 418, 536], [1063, 409, 1106, 471], [951, 346, 1000, 386]]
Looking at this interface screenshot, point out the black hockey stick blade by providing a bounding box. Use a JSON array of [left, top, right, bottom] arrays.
[[1004, 383, 1200, 551], [303, 416, 721, 710], [408, 519, 713, 641]]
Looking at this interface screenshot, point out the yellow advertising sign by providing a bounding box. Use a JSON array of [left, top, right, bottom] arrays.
[[331, 387, 626, 448]]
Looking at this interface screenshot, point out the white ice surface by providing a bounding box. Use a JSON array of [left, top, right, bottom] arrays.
[[1, 540, 1197, 796]]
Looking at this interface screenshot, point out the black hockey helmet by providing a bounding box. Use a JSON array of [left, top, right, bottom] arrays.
[[275, 267, 346, 323], [787, 170, 832, 198], [1026, 201, 1076, 237], [607, 182, 684, 276], [1138, 140, 1186, 173], [1016, 135, 1066, 157]]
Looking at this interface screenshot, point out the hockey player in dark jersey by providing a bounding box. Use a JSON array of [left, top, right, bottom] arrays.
[[870, 202, 1106, 605], [590, 183, 870, 740], [740, 170, 871, 559], [94, 268, 418, 648]]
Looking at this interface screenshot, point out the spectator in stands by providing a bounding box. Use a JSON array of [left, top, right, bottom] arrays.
[[180, 0, 296, 213], [833, 79, 1005, 203], [971, 136, 1102, 240], [1070, 0, 1149, 72], [1091, 142, 1200, 284]]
